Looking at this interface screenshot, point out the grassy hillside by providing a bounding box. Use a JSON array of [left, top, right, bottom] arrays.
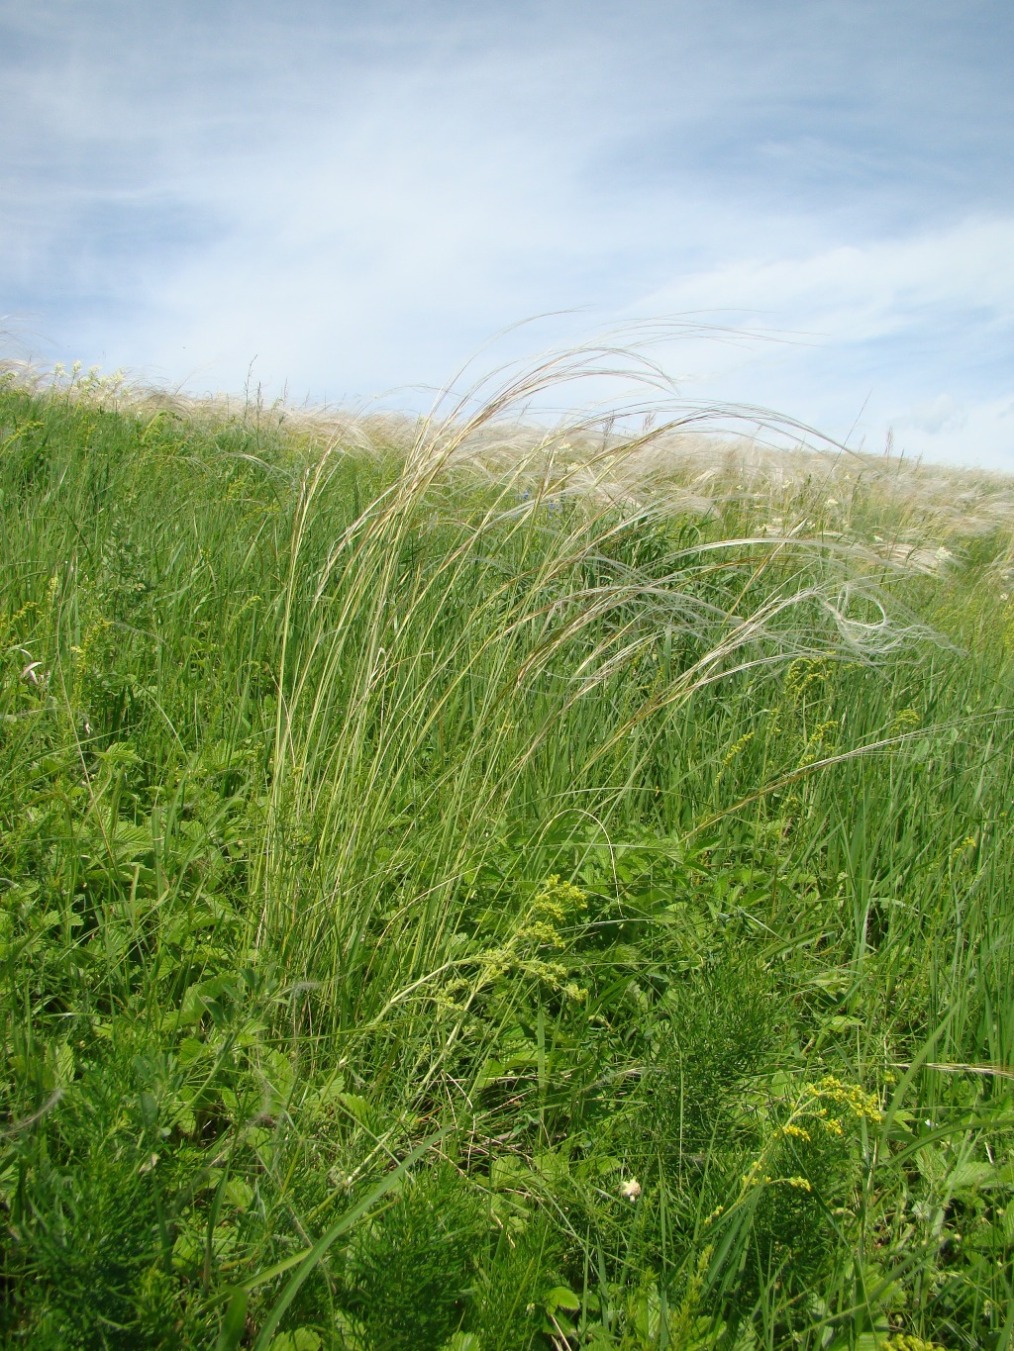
[[2, 368, 1013, 1349]]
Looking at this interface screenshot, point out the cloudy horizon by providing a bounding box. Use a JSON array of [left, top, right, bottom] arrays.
[[3, 0, 1013, 468]]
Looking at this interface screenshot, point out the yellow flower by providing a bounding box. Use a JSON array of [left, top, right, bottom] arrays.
[[785, 1176, 812, 1192], [780, 1123, 811, 1142]]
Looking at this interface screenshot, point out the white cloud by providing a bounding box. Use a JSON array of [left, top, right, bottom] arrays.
[[895, 395, 966, 437], [889, 395, 1014, 472], [628, 218, 1014, 346]]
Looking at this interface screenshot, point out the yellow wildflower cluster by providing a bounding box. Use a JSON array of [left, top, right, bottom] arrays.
[[741, 1159, 771, 1189], [516, 919, 564, 951], [883, 1336, 948, 1351], [721, 729, 755, 768], [779, 1123, 811, 1142], [785, 656, 831, 706], [732, 1073, 881, 1212], [947, 835, 978, 868], [797, 718, 840, 769], [516, 875, 587, 955], [0, 597, 39, 646], [530, 875, 587, 925], [437, 876, 590, 1012], [889, 706, 921, 735], [740, 1158, 812, 1194], [804, 1074, 883, 1124]]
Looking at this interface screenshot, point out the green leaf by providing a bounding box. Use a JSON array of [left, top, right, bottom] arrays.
[[224, 1177, 255, 1212], [334, 1091, 374, 1127], [544, 1285, 581, 1314], [267, 1332, 322, 1351], [948, 1160, 998, 1191]]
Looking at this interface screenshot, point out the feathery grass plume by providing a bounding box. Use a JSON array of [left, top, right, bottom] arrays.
[[251, 342, 918, 1040]]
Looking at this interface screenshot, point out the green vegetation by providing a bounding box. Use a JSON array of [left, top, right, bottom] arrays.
[[1, 368, 1013, 1348]]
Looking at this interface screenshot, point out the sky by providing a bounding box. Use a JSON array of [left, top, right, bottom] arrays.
[[2, 0, 1013, 469]]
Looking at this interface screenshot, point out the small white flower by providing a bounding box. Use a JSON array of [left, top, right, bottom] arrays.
[[619, 1178, 641, 1202]]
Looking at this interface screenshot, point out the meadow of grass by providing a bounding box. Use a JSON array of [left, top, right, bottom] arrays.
[[1, 361, 1013, 1349]]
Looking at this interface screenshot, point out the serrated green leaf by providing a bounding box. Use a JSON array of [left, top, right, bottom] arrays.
[[544, 1285, 581, 1313]]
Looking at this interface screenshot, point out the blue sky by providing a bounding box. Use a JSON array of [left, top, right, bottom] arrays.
[[3, 0, 1013, 468]]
